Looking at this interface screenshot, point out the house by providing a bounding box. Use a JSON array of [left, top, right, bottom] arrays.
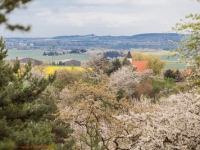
[[14, 57, 43, 65], [126, 51, 147, 72], [126, 51, 132, 63], [59, 59, 81, 66], [181, 68, 192, 78], [132, 61, 147, 72]]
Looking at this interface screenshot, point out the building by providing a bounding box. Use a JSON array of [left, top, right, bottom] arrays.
[[59, 59, 81, 66], [126, 51, 147, 72], [132, 61, 147, 72], [126, 51, 132, 64], [14, 57, 43, 65]]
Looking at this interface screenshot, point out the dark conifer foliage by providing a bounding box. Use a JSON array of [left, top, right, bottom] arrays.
[[122, 58, 131, 66], [104, 58, 122, 76], [0, 37, 74, 150], [164, 69, 183, 82]]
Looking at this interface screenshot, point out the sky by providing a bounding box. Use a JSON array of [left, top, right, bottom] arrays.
[[0, 0, 200, 37]]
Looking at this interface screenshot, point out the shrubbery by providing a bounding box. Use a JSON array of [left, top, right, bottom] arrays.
[[0, 37, 74, 149], [164, 69, 183, 82]]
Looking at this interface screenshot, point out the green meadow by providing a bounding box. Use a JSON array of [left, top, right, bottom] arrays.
[[145, 51, 187, 70], [6, 50, 187, 70], [6, 50, 90, 64]]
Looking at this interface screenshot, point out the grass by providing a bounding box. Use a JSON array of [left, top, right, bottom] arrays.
[[6, 50, 90, 63], [144, 50, 177, 55], [165, 62, 187, 70], [7, 50, 188, 70]]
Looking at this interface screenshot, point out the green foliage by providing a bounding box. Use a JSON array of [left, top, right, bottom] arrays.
[[112, 58, 121, 69], [12, 123, 53, 147], [134, 77, 176, 102], [176, 83, 191, 93], [147, 55, 166, 75], [116, 88, 128, 101], [164, 69, 176, 79], [48, 73, 56, 85], [36, 87, 75, 149], [53, 69, 82, 90], [80, 123, 108, 150], [194, 56, 200, 68], [0, 37, 74, 149], [52, 120, 75, 150], [152, 78, 175, 100], [170, 2, 200, 64], [0, 37, 51, 149], [0, 140, 15, 150], [164, 69, 183, 82], [122, 58, 131, 66], [104, 58, 122, 76], [174, 69, 182, 82], [0, 0, 32, 31], [58, 81, 138, 149], [130, 52, 166, 75]]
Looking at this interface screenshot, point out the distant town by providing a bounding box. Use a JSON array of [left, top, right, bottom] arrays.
[[4, 33, 183, 51]]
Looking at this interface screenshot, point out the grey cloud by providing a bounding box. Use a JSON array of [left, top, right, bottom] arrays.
[[1, 0, 200, 37]]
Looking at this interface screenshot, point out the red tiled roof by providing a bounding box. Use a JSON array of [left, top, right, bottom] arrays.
[[184, 68, 192, 73], [132, 61, 148, 72], [181, 68, 192, 77]]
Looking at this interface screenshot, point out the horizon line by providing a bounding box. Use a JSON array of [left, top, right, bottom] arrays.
[[3, 32, 179, 38]]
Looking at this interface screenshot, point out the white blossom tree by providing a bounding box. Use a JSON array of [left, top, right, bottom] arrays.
[[57, 81, 141, 149], [84, 55, 110, 83], [115, 89, 200, 149], [109, 65, 153, 97]]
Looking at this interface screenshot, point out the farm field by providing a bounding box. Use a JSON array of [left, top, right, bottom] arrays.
[[160, 54, 187, 70], [7, 49, 187, 70], [41, 66, 84, 75], [6, 50, 90, 63]]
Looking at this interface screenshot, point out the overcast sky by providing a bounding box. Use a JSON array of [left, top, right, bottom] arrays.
[[0, 0, 199, 37]]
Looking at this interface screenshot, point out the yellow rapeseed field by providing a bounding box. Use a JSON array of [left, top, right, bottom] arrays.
[[36, 66, 84, 75]]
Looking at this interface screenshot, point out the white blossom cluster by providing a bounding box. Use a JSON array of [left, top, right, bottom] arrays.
[[116, 91, 200, 149], [109, 65, 153, 96], [30, 68, 46, 81]]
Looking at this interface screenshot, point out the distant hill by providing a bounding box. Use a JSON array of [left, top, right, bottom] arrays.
[[132, 33, 182, 39], [53, 33, 183, 40], [53, 33, 184, 50], [4, 33, 184, 50], [133, 33, 180, 37]]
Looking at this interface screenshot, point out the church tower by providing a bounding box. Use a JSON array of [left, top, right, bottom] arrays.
[[126, 51, 132, 64]]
